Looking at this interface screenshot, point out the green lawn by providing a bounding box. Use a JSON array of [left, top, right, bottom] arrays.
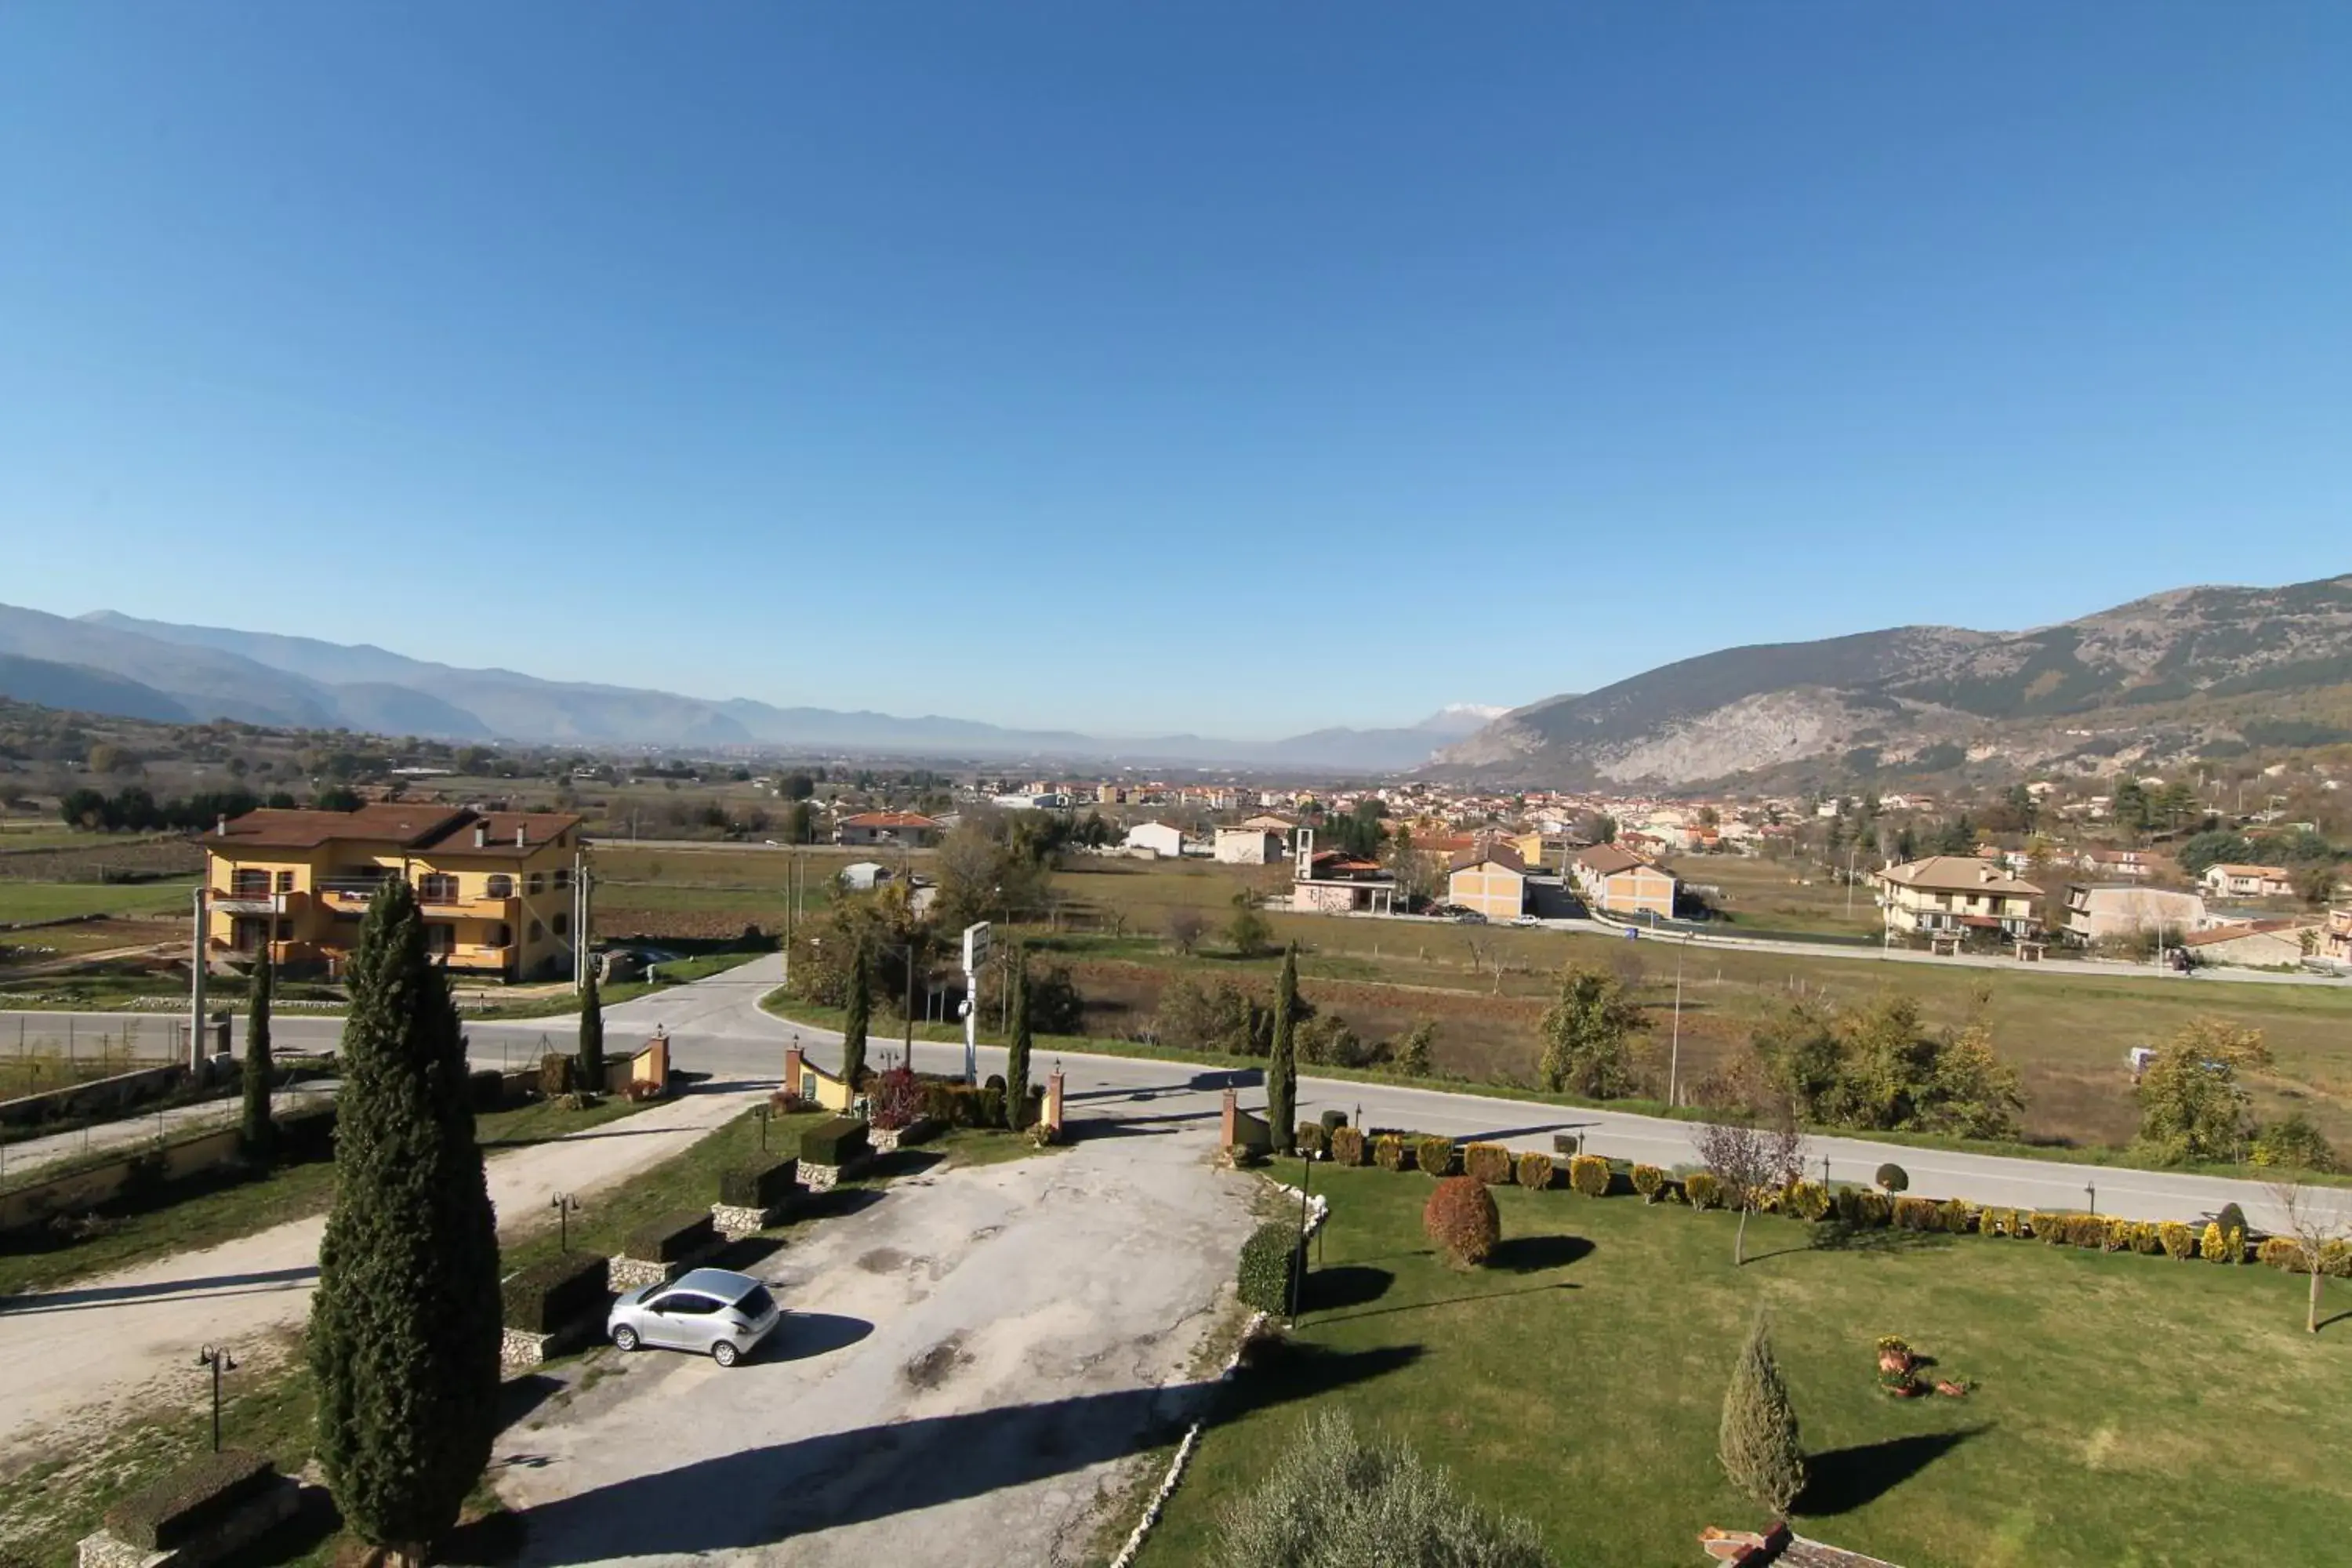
[[0, 877, 198, 926], [1138, 1162, 2352, 1568]]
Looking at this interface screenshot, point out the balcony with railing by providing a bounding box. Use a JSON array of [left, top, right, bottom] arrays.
[[437, 943, 514, 971], [212, 887, 303, 917]]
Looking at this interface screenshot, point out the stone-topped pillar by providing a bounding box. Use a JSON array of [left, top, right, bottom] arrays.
[[1045, 1069, 1065, 1133], [1220, 1086, 1239, 1148]]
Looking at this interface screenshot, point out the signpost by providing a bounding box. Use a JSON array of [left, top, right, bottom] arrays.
[[960, 922, 990, 1083]]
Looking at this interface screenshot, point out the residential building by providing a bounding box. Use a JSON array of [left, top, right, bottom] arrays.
[[1212, 826, 1284, 866], [2075, 848, 2154, 880], [840, 861, 895, 891], [203, 804, 585, 982], [2323, 907, 2352, 964], [1571, 844, 1678, 920], [1447, 843, 1528, 922], [833, 811, 942, 848], [1290, 829, 1396, 916], [1875, 856, 2042, 941], [2062, 885, 2206, 948], [2178, 920, 2318, 969], [1123, 821, 1185, 858], [2202, 863, 2295, 900]]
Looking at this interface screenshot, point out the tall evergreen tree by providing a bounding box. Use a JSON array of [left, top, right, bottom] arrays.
[[1719, 1316, 1807, 1518], [1267, 944, 1299, 1152], [1004, 944, 1033, 1130], [239, 949, 277, 1162], [308, 879, 502, 1566], [841, 938, 871, 1090], [576, 962, 605, 1094]]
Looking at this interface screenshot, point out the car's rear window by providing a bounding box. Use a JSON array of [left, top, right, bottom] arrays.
[[733, 1285, 775, 1318]]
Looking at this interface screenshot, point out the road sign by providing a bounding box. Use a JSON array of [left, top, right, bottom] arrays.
[[963, 921, 992, 975]]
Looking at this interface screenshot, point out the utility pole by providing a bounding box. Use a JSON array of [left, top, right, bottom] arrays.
[[1668, 937, 1686, 1107], [1846, 846, 1858, 920], [188, 885, 208, 1071]]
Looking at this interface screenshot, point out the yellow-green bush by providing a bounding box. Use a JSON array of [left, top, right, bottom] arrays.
[[1783, 1181, 1831, 1222], [1329, 1125, 1367, 1167], [1417, 1136, 1457, 1178], [1854, 1190, 1892, 1228], [1567, 1154, 1611, 1197], [1939, 1198, 1975, 1234], [2200, 1221, 2235, 1263], [2259, 1236, 2306, 1271], [1373, 1134, 1409, 1172], [1514, 1151, 1553, 1190], [1980, 1207, 2014, 1238], [1892, 1195, 1937, 1231], [1630, 1163, 1666, 1202], [2130, 1221, 2163, 1255], [2159, 1221, 2197, 1259], [1683, 1171, 1724, 1210], [2103, 1217, 2136, 1253], [2029, 1211, 2068, 1245], [1462, 1142, 1512, 1185]]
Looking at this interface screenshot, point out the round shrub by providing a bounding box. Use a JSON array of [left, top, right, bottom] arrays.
[[1514, 1151, 1554, 1190], [2158, 1220, 2196, 1259], [2129, 1221, 2163, 1255], [1683, 1171, 1724, 1210], [1295, 1122, 1329, 1159], [1422, 1176, 1501, 1268], [2258, 1236, 2306, 1272], [1374, 1134, 1409, 1172], [1939, 1199, 1973, 1234], [1329, 1125, 1367, 1167], [2031, 1211, 2068, 1246], [1892, 1196, 1936, 1232], [1567, 1155, 1610, 1198], [1631, 1163, 1665, 1202], [1417, 1136, 1457, 1178], [1784, 1181, 1832, 1222], [1875, 1163, 1908, 1192], [1854, 1191, 1893, 1228], [1463, 1143, 1512, 1185]]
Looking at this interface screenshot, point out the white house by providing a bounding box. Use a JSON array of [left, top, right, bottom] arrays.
[[1123, 821, 1185, 858], [2202, 863, 2294, 900], [1213, 826, 1284, 865], [840, 861, 894, 891]]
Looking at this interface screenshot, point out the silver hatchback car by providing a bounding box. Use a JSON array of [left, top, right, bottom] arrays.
[[608, 1267, 781, 1367]]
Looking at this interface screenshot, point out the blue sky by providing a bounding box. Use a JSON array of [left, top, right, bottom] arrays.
[[2, 5, 2347, 740]]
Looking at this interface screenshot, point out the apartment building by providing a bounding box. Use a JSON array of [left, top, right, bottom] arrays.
[[1447, 843, 1529, 922], [1571, 844, 1678, 920], [2062, 884, 2205, 948], [2201, 863, 2294, 900], [1876, 856, 2042, 941], [203, 804, 585, 982]]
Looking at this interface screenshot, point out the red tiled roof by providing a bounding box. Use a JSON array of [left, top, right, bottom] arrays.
[[205, 805, 579, 858]]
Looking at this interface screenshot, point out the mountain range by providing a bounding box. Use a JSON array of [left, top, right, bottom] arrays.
[[1436, 575, 2352, 786], [0, 603, 1495, 770]]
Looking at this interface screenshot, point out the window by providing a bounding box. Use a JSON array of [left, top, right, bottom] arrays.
[[490, 924, 513, 948], [653, 1293, 720, 1316], [418, 873, 459, 904], [230, 869, 270, 898], [485, 873, 514, 899], [555, 867, 572, 890], [274, 870, 295, 894], [553, 913, 570, 936], [526, 873, 546, 895], [528, 920, 546, 942], [425, 924, 456, 956]]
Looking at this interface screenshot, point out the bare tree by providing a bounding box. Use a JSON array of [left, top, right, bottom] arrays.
[[2263, 1174, 2352, 1334], [1166, 906, 1207, 956], [1693, 1070, 1809, 1266]]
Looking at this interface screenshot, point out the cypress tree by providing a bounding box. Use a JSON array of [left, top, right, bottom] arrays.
[[1267, 943, 1298, 1154], [840, 939, 871, 1091], [1004, 945, 1032, 1131], [576, 962, 605, 1094], [308, 878, 503, 1566], [1719, 1316, 1807, 1518], [239, 949, 278, 1163]]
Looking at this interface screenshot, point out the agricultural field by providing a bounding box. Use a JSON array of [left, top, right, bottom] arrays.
[[0, 878, 198, 927], [1138, 1161, 2352, 1568], [590, 843, 869, 942], [1678, 851, 1882, 938]]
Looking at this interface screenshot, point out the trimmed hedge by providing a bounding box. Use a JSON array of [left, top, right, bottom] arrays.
[[1295, 1122, 1329, 1159], [1463, 1143, 1512, 1185], [1374, 1134, 1410, 1172], [1238, 1220, 1301, 1314], [1417, 1136, 1457, 1178], [1329, 1126, 1367, 1167], [624, 1209, 715, 1265], [919, 1080, 1044, 1131], [468, 1068, 507, 1113], [539, 1052, 575, 1096], [1567, 1154, 1610, 1198], [800, 1116, 871, 1168], [1319, 1109, 1350, 1134], [1514, 1151, 1553, 1190], [103, 1450, 276, 1552], [502, 1252, 609, 1334], [717, 1154, 798, 1210], [1631, 1163, 1666, 1203]]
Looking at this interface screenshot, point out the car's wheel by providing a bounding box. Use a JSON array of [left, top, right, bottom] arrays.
[[612, 1325, 640, 1352], [712, 1340, 740, 1368]]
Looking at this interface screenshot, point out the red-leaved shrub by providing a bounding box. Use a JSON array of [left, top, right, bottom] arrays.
[[1423, 1176, 1501, 1268]]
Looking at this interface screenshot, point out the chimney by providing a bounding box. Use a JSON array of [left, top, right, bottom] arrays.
[[474, 824, 487, 848], [516, 826, 527, 848], [215, 815, 227, 837]]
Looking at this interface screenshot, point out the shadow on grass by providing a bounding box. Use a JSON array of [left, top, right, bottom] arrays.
[[1800, 1426, 1987, 1516], [1308, 1279, 1577, 1327], [2319, 1307, 2352, 1334], [1489, 1234, 1593, 1274], [1303, 1265, 1393, 1312], [1806, 1223, 1958, 1258]]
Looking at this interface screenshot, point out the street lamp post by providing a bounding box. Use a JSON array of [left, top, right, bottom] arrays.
[[551, 1192, 580, 1252], [196, 1345, 236, 1453]]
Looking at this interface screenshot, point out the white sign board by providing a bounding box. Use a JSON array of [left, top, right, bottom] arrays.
[[962, 921, 992, 975]]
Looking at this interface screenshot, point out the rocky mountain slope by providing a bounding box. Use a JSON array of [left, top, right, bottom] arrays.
[[1434, 575, 2352, 787]]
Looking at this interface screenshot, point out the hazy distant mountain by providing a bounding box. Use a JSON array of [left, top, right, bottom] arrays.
[[1433, 575, 2352, 787], [0, 602, 1480, 768]]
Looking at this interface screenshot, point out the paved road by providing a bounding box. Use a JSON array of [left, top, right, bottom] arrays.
[[496, 1105, 1255, 1566], [5, 953, 2343, 1232]]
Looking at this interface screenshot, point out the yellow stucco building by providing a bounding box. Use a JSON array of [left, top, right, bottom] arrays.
[[202, 804, 586, 982]]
